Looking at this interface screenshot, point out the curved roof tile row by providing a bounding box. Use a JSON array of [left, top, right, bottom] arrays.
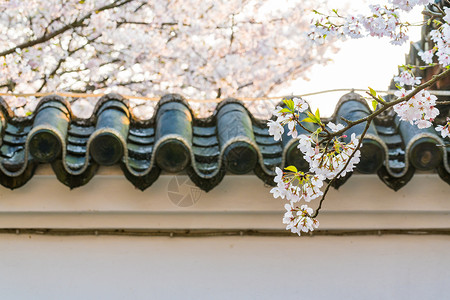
[[0, 92, 448, 191]]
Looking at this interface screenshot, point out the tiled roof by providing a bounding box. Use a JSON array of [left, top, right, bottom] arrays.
[[0, 92, 449, 191]]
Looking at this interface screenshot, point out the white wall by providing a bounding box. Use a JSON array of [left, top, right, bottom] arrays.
[[0, 171, 449, 230], [0, 234, 449, 300], [1, 169, 450, 299]]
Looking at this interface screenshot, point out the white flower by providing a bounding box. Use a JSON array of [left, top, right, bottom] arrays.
[[343, 16, 364, 38], [444, 7, 450, 24], [274, 167, 283, 184], [416, 120, 432, 129], [282, 202, 319, 236], [436, 119, 450, 139], [394, 70, 421, 87], [286, 120, 298, 139], [390, 0, 434, 12], [293, 97, 308, 113], [419, 50, 434, 64], [298, 132, 361, 180], [267, 120, 284, 141], [327, 122, 345, 133], [394, 89, 440, 129], [270, 187, 285, 199]]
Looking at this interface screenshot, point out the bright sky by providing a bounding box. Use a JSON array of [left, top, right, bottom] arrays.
[[278, 2, 424, 116]]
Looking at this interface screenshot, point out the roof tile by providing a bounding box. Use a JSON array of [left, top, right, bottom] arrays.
[[0, 92, 448, 191]]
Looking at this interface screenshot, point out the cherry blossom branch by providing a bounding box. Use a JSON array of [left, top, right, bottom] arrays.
[[272, 57, 450, 233], [269, 0, 450, 236], [332, 66, 450, 138], [311, 119, 372, 218]]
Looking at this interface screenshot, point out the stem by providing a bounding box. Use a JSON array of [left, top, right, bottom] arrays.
[[311, 119, 372, 218], [318, 138, 332, 168], [294, 116, 315, 134], [366, 91, 387, 106]]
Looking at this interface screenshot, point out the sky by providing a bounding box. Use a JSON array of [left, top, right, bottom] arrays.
[[277, 2, 424, 116]]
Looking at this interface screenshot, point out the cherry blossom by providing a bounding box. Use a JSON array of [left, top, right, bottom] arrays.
[[394, 70, 422, 86], [436, 118, 450, 138], [268, 97, 362, 234], [327, 121, 345, 133], [389, 0, 435, 12], [393, 89, 439, 129], [419, 23, 450, 67], [270, 167, 325, 203], [267, 120, 284, 141], [418, 50, 434, 64], [301, 133, 361, 179], [270, 0, 450, 236], [0, 0, 336, 118], [283, 203, 319, 236], [268, 97, 309, 139], [309, 2, 430, 45], [311, 1, 448, 134]]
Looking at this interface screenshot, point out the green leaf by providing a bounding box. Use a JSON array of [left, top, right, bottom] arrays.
[[284, 166, 298, 173], [307, 111, 319, 123], [372, 100, 377, 111], [279, 108, 291, 113], [368, 87, 377, 98], [283, 99, 294, 111], [315, 108, 321, 120], [301, 117, 315, 123]]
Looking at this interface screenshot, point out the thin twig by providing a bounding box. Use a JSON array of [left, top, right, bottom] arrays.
[[311, 119, 372, 218], [365, 91, 387, 106]]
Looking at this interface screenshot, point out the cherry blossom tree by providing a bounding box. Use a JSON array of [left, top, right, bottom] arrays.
[[269, 0, 450, 235], [0, 0, 335, 116]]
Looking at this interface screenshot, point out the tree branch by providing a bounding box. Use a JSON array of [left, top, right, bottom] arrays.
[[312, 119, 372, 218], [0, 0, 134, 58], [331, 66, 450, 138]]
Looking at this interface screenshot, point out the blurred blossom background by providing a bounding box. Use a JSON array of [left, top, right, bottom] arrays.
[[0, 0, 424, 119]]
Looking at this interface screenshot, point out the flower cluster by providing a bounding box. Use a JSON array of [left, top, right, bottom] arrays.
[[362, 5, 407, 45], [267, 97, 309, 140], [274, 0, 450, 237], [310, 1, 435, 45], [389, 0, 435, 12], [393, 88, 439, 128], [391, 69, 440, 129], [419, 21, 450, 67], [270, 166, 322, 235], [301, 132, 361, 180], [394, 70, 422, 86], [283, 202, 319, 235], [270, 167, 324, 203], [268, 98, 362, 235], [436, 118, 450, 138]]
